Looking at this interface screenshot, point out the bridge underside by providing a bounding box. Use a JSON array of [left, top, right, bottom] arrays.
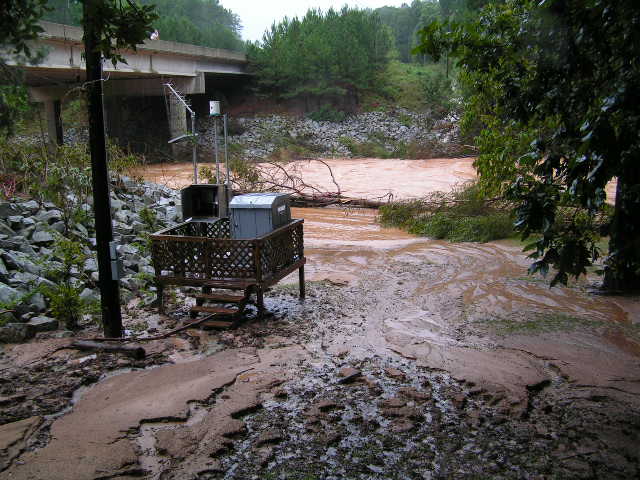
[[13, 21, 250, 154], [26, 69, 250, 158]]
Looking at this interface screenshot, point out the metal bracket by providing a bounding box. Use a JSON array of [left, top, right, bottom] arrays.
[[109, 241, 124, 281], [168, 133, 198, 144]]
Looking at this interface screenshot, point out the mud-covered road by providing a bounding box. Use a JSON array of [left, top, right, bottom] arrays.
[[1, 159, 638, 479]]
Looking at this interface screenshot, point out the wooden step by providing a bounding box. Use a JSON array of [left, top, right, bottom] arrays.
[[194, 293, 246, 303], [203, 279, 256, 290], [190, 305, 238, 315], [201, 320, 234, 329], [183, 318, 233, 329]]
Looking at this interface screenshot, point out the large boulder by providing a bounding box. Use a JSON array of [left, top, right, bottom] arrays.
[[0, 202, 19, 219], [0, 323, 35, 343], [0, 310, 16, 324], [27, 316, 58, 332], [0, 258, 9, 281], [6, 216, 23, 230], [83, 258, 98, 273], [2, 251, 40, 274], [8, 271, 39, 288], [114, 210, 129, 223], [0, 220, 16, 237], [31, 229, 55, 245], [79, 288, 99, 303], [0, 283, 21, 305], [18, 199, 40, 214], [26, 292, 47, 313], [34, 210, 62, 225]]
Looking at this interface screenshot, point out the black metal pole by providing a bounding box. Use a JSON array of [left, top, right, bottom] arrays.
[[83, 0, 123, 337]]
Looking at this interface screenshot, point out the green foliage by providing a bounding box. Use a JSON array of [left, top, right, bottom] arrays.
[[380, 182, 514, 242], [1, 0, 49, 57], [45, 0, 244, 51], [481, 312, 602, 336], [247, 7, 393, 106], [0, 138, 144, 224], [361, 61, 456, 114], [138, 0, 243, 51], [81, 0, 158, 67], [42, 0, 82, 24], [307, 105, 346, 123], [41, 237, 95, 329], [0, 290, 38, 326], [438, 0, 491, 21], [416, 0, 640, 290], [339, 136, 391, 159], [413, 210, 514, 242], [139, 207, 158, 231], [375, 0, 441, 63], [0, 85, 32, 137], [107, 139, 146, 185], [0, 0, 49, 136]]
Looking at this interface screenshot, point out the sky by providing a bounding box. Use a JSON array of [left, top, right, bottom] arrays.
[[221, 0, 410, 42]]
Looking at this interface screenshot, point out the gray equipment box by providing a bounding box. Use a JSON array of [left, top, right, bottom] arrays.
[[229, 193, 291, 239]]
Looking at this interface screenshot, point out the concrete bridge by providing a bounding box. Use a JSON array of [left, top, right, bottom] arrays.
[[6, 21, 248, 149]]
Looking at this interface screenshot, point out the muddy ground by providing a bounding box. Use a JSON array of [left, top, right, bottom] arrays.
[[1, 205, 639, 479]]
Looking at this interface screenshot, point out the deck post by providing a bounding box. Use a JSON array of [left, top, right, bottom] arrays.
[[254, 241, 265, 321], [256, 287, 265, 321], [157, 283, 164, 314], [298, 265, 305, 300]]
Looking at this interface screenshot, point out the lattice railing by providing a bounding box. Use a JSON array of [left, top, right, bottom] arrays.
[[163, 218, 231, 239], [259, 221, 304, 280], [150, 219, 303, 283]]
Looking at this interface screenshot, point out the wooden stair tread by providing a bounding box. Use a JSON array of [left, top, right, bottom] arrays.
[[203, 279, 256, 290], [184, 318, 233, 329], [194, 293, 246, 303], [190, 306, 238, 315], [201, 320, 234, 328]]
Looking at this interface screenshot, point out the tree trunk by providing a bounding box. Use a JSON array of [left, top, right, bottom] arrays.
[[603, 167, 640, 291]]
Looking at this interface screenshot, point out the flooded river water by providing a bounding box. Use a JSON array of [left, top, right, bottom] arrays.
[[136, 157, 636, 331]]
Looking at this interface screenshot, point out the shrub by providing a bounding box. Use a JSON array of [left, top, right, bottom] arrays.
[[411, 211, 515, 242], [40, 237, 96, 330], [379, 182, 515, 243], [338, 135, 391, 158], [308, 105, 347, 123]]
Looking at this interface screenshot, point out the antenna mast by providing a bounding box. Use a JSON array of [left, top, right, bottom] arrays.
[[164, 83, 198, 184]]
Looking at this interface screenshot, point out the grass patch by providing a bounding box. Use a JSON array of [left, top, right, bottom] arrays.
[[363, 60, 457, 114], [338, 135, 391, 158], [379, 182, 515, 243], [482, 311, 603, 336]]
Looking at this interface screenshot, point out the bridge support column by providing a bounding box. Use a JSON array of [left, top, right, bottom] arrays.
[[104, 96, 122, 143], [167, 94, 188, 159], [44, 99, 63, 148]]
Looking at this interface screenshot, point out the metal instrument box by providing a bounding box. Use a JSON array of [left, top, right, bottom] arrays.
[[229, 193, 291, 239]]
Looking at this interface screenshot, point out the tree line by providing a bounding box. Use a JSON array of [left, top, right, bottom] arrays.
[[42, 0, 243, 51], [374, 0, 488, 63], [246, 7, 393, 108]]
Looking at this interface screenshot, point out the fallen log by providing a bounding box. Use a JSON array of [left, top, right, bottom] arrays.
[[289, 193, 391, 209], [68, 340, 146, 359], [79, 312, 219, 343]]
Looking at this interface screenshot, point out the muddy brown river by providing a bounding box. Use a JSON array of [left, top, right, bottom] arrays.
[[135, 157, 634, 327]]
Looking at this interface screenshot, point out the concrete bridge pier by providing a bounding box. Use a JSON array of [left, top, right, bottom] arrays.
[[29, 88, 67, 151], [44, 99, 64, 147]]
